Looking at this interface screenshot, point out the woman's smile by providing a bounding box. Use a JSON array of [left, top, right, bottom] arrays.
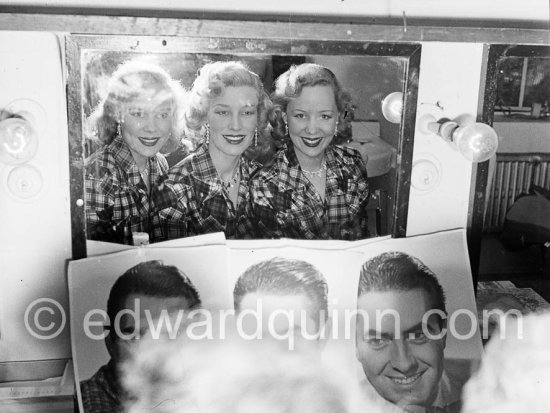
[[223, 134, 247, 145], [137, 137, 162, 147], [300, 136, 324, 147]]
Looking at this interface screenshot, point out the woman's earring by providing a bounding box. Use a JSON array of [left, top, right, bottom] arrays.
[[334, 121, 339, 136], [205, 123, 210, 145], [117, 122, 122, 138], [254, 128, 258, 147], [284, 122, 289, 136]]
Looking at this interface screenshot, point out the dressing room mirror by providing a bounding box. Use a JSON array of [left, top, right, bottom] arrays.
[[470, 44, 549, 284], [66, 35, 420, 258]]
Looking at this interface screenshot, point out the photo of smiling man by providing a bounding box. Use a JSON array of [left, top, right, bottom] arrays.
[[355, 251, 462, 413]]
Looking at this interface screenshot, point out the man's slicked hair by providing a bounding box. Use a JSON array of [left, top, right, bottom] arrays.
[[234, 257, 329, 321], [358, 251, 446, 314]]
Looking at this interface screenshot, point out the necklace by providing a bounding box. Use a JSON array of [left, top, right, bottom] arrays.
[[139, 164, 151, 193], [220, 161, 240, 189], [301, 160, 327, 178], [139, 163, 151, 180]]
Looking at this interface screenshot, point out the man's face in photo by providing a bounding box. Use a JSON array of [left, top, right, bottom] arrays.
[[109, 294, 192, 363], [238, 293, 325, 351], [355, 288, 446, 408]]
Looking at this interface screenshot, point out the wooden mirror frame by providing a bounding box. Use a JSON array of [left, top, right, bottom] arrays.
[[66, 35, 421, 259]]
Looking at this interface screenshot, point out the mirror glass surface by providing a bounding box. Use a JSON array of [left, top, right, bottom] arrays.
[[495, 55, 550, 117], [471, 44, 549, 283], [67, 36, 420, 258]]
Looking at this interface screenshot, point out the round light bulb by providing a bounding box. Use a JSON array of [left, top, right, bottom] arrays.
[[381, 92, 404, 124], [0, 118, 39, 165], [452, 122, 499, 163]]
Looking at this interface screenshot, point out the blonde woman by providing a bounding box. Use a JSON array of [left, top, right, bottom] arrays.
[[153, 61, 271, 239], [85, 60, 186, 244], [250, 63, 370, 240]]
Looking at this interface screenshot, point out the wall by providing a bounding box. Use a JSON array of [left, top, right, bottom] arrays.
[[493, 119, 550, 153], [0, 32, 72, 364], [406, 42, 484, 236], [0, 31, 482, 363], [0, 5, 547, 369], [2, 0, 549, 26]]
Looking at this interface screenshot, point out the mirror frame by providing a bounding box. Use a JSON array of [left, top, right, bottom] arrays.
[[469, 43, 550, 289], [66, 35, 421, 259]]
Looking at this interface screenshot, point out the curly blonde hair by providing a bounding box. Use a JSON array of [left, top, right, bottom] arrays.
[[269, 63, 354, 145], [85, 60, 187, 149], [184, 60, 273, 162]]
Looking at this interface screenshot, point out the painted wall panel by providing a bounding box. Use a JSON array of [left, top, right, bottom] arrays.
[[494, 120, 550, 153], [406, 42, 484, 236], [0, 31, 72, 362], [1, 0, 548, 25]]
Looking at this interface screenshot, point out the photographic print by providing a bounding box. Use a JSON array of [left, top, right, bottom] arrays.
[[68, 241, 230, 413]]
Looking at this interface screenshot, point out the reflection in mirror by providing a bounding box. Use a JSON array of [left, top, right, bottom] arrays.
[[471, 44, 550, 284], [495, 55, 550, 118], [67, 36, 420, 258]]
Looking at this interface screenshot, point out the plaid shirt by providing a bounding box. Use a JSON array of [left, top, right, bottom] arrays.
[[80, 361, 124, 413], [250, 144, 370, 240], [153, 143, 261, 239], [84, 136, 168, 244]]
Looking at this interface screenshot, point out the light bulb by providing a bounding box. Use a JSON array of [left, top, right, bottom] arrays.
[[418, 113, 499, 163], [452, 122, 499, 163], [381, 92, 403, 124], [0, 117, 39, 165]]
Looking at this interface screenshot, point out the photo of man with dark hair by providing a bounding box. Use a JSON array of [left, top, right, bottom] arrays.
[[79, 260, 201, 413], [356, 251, 462, 413]]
